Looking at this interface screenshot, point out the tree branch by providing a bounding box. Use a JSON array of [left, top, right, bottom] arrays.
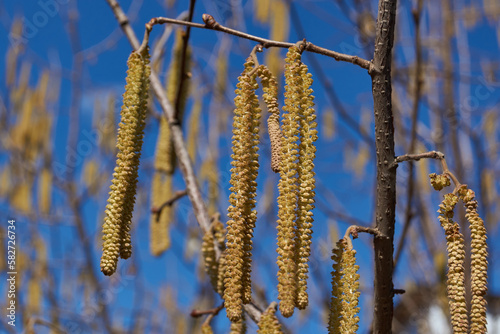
[[370, 0, 398, 332], [137, 14, 371, 70]]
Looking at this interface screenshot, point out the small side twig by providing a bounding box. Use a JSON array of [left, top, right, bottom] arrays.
[[343, 225, 382, 250], [393, 150, 461, 188], [190, 302, 224, 318], [151, 189, 188, 215]]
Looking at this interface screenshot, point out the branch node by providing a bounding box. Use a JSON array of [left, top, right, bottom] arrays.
[[202, 14, 217, 28]]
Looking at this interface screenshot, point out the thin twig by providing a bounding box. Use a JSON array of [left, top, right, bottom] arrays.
[[343, 225, 382, 250], [190, 302, 225, 318], [137, 15, 371, 70], [393, 150, 460, 187], [151, 189, 188, 215]]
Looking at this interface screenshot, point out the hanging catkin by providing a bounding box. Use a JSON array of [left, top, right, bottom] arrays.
[[436, 192, 468, 333], [276, 45, 317, 317], [276, 46, 302, 318], [459, 187, 488, 334], [100, 48, 150, 276], [294, 54, 317, 310], [202, 213, 226, 295], [224, 57, 261, 321], [328, 238, 360, 334], [257, 65, 282, 173], [257, 302, 284, 334]]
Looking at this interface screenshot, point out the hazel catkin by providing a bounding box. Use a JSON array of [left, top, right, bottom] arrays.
[[328, 238, 360, 334], [458, 187, 488, 334], [224, 57, 261, 321], [100, 48, 150, 276]]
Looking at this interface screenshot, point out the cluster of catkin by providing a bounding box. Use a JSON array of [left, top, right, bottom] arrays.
[[430, 173, 488, 333], [328, 238, 360, 334], [100, 49, 150, 276], [224, 56, 262, 321], [223, 45, 317, 323], [276, 45, 317, 317]]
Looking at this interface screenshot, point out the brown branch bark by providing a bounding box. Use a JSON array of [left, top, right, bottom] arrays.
[[140, 14, 372, 70], [370, 0, 399, 332]]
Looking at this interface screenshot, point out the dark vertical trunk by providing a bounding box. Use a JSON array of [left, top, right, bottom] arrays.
[[370, 0, 398, 333]]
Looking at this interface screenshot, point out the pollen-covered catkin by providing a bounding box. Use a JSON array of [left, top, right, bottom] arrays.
[[276, 46, 302, 318], [429, 173, 451, 191], [437, 193, 468, 333], [224, 57, 261, 321], [258, 65, 282, 173], [276, 45, 317, 316], [328, 238, 360, 334], [150, 173, 173, 256], [257, 302, 284, 334], [294, 57, 317, 310], [230, 317, 247, 334], [458, 187, 488, 334], [100, 49, 150, 276], [202, 213, 226, 294]]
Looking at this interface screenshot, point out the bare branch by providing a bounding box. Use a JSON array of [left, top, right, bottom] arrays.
[[151, 189, 188, 215], [137, 14, 371, 70]]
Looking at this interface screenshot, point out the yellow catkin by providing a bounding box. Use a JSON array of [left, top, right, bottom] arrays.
[[436, 192, 468, 333], [258, 65, 282, 173], [100, 49, 150, 276], [257, 302, 284, 334], [294, 58, 317, 309], [202, 213, 226, 294], [155, 117, 175, 174], [328, 238, 360, 334], [265, 0, 289, 77], [83, 159, 99, 195], [429, 173, 451, 191], [277, 46, 302, 318], [187, 97, 202, 163], [12, 179, 32, 214], [459, 187, 488, 334], [150, 173, 173, 256], [224, 57, 261, 321], [230, 317, 247, 334], [276, 45, 317, 316], [28, 274, 42, 314], [322, 109, 335, 140], [38, 167, 52, 214], [156, 29, 193, 174], [255, 0, 270, 23], [201, 323, 214, 334]]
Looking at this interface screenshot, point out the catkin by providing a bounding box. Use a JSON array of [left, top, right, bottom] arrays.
[[202, 213, 226, 295], [437, 193, 468, 333], [459, 187, 488, 334], [150, 173, 173, 256], [294, 57, 317, 310], [100, 48, 150, 276], [258, 65, 282, 173], [276, 46, 302, 318], [328, 238, 360, 334], [257, 302, 284, 334], [230, 316, 247, 334], [276, 45, 317, 316], [156, 29, 192, 174], [224, 57, 261, 321]]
